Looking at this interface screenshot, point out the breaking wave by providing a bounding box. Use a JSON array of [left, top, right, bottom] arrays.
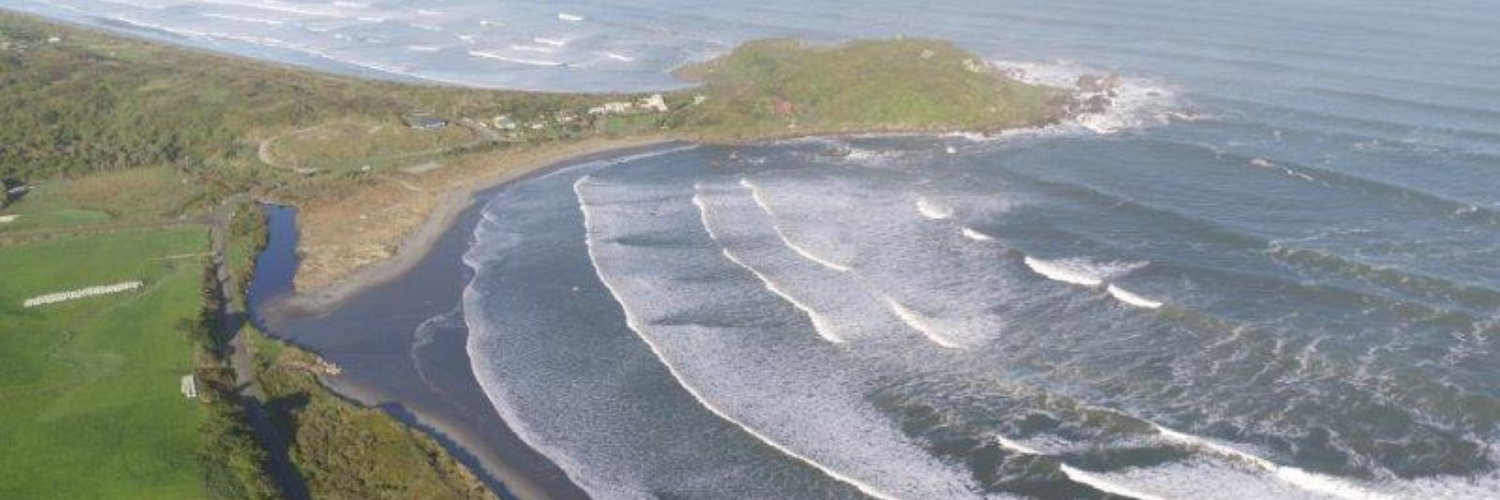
[[961, 227, 995, 241], [740, 178, 852, 272], [1106, 284, 1164, 309], [991, 59, 1179, 136], [468, 50, 564, 66], [883, 297, 964, 349], [691, 186, 845, 343], [916, 196, 955, 220], [1023, 256, 1145, 288]]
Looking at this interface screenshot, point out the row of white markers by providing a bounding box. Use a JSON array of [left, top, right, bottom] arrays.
[[22, 281, 143, 308]]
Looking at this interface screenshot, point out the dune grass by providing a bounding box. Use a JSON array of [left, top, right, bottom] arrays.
[[0, 228, 210, 500]]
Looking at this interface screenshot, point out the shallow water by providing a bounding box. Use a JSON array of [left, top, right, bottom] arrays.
[[24, 1, 1500, 498]]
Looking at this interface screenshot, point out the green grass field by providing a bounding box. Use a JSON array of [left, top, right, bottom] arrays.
[[0, 228, 211, 500]]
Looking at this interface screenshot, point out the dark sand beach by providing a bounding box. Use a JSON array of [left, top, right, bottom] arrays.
[[250, 143, 687, 500]]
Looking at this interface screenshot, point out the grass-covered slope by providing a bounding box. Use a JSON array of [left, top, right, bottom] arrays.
[[0, 228, 212, 499], [674, 38, 1066, 139]]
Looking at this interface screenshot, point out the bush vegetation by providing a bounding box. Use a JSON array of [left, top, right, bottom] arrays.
[[246, 328, 498, 500]]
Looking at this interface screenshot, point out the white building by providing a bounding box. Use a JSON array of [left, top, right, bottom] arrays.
[[639, 94, 669, 113], [588, 101, 634, 115]]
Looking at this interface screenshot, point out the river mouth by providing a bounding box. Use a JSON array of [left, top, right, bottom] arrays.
[[244, 146, 691, 500]]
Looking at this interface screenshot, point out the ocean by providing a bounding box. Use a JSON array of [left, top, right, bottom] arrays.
[[18, 1, 1499, 499]]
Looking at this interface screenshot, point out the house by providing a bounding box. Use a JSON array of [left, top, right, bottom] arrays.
[[1, 180, 25, 209], [588, 101, 634, 115], [402, 113, 448, 130], [639, 94, 669, 113], [493, 115, 518, 130]]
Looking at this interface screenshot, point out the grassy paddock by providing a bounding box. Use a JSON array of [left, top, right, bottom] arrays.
[[0, 228, 210, 500]]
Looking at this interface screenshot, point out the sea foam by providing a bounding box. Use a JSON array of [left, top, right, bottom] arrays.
[[917, 196, 954, 220], [693, 187, 845, 343], [740, 178, 851, 272], [961, 227, 995, 241], [883, 297, 964, 349], [575, 175, 986, 500], [1107, 284, 1164, 309], [468, 50, 563, 66], [1153, 425, 1403, 500]]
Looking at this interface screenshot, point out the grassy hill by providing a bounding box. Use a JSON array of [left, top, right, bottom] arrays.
[[674, 38, 1066, 139]]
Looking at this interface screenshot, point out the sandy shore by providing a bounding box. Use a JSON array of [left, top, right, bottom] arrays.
[[274, 137, 678, 318]]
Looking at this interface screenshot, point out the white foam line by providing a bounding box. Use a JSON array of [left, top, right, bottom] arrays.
[[996, 436, 1171, 500], [1106, 284, 1163, 309], [917, 196, 954, 220], [1060, 465, 1174, 500], [961, 227, 994, 241], [558, 12, 584, 22], [994, 435, 1042, 455], [109, 16, 210, 38], [534, 36, 568, 47], [200, 13, 286, 26], [509, 44, 558, 53], [1152, 425, 1403, 500], [601, 51, 635, 62], [576, 176, 906, 500], [689, 186, 845, 344], [197, 0, 338, 18], [883, 297, 964, 349], [738, 178, 852, 272], [468, 50, 564, 67], [1023, 256, 1104, 287]]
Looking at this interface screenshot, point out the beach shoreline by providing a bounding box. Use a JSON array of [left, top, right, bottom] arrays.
[[256, 140, 694, 500], [270, 137, 680, 319]]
